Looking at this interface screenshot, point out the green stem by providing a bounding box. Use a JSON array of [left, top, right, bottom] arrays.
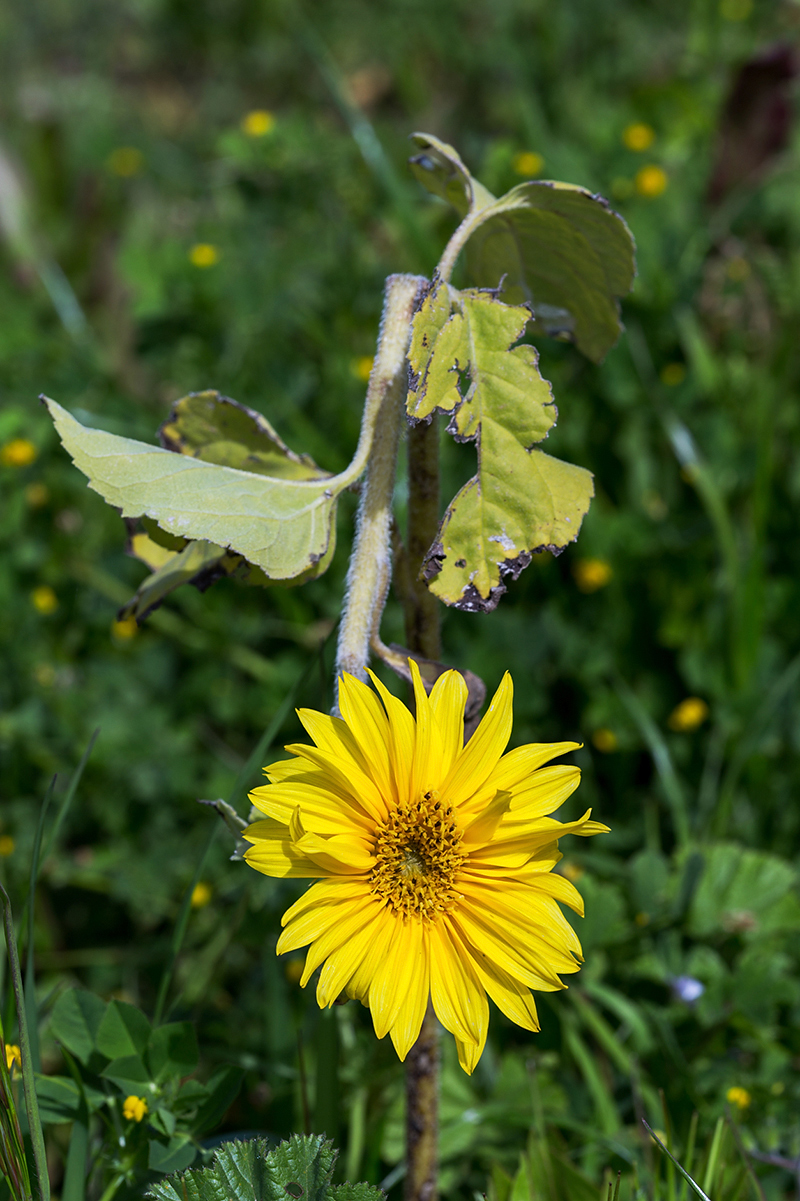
[[0, 885, 50, 1201], [335, 273, 426, 685]]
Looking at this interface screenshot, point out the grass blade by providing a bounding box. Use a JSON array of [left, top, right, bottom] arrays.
[[25, 777, 56, 1075], [644, 1121, 711, 1201], [1, 884, 50, 1201]]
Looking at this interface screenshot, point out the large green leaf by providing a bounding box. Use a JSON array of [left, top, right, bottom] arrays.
[[158, 392, 330, 480], [409, 132, 635, 363], [49, 989, 108, 1068], [464, 182, 636, 363], [96, 1000, 152, 1060], [407, 284, 593, 611], [44, 399, 360, 581], [147, 1134, 384, 1201]]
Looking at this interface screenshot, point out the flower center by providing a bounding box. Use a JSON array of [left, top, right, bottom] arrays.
[[370, 791, 466, 920]]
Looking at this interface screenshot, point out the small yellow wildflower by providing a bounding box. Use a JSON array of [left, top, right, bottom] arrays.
[[512, 151, 544, 178], [1, 439, 37, 467], [635, 912, 651, 926], [660, 362, 686, 386], [573, 558, 612, 593], [285, 959, 304, 984], [31, 586, 58, 615], [770, 1081, 785, 1096], [5, 1044, 22, 1074], [720, 0, 752, 19], [560, 861, 584, 882], [122, 1095, 148, 1122], [727, 256, 750, 282], [107, 147, 144, 177], [242, 110, 275, 137], [112, 617, 138, 640], [351, 356, 374, 383], [635, 165, 668, 198], [34, 663, 56, 687], [189, 243, 219, 268], [727, 1086, 751, 1109], [25, 482, 49, 507], [668, 697, 709, 732], [623, 123, 655, 152], [191, 881, 212, 908], [0, 835, 15, 857], [592, 728, 618, 753], [244, 661, 608, 1074]]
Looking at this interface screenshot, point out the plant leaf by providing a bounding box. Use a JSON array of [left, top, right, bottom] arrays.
[[147, 1022, 199, 1084], [96, 1000, 152, 1060], [408, 132, 496, 217], [158, 391, 330, 481], [408, 133, 636, 363], [407, 285, 593, 611], [49, 989, 108, 1068], [44, 399, 352, 581], [120, 535, 243, 622], [147, 1134, 344, 1201], [464, 182, 636, 362]]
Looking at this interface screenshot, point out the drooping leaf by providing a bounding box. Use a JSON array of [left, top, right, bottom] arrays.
[[158, 391, 330, 480], [120, 535, 244, 622], [407, 285, 593, 611], [464, 182, 636, 362], [44, 399, 357, 581], [148, 1136, 197, 1175], [409, 132, 636, 363], [408, 133, 495, 217]]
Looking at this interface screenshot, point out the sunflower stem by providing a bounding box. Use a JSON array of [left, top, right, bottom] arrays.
[[404, 1004, 440, 1201], [335, 273, 426, 688]]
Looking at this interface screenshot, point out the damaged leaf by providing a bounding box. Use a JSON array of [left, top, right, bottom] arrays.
[[159, 391, 330, 480], [409, 132, 635, 363], [120, 535, 245, 622], [44, 399, 358, 583], [407, 285, 594, 611]]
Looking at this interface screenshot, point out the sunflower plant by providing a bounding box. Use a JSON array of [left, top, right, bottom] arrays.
[[42, 134, 635, 1201]]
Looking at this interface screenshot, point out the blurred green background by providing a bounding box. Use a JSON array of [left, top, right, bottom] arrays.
[[2, 0, 800, 1197]]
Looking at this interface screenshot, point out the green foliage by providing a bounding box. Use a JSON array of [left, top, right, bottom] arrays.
[[38, 988, 243, 1189], [407, 285, 593, 609], [147, 1134, 384, 1201]]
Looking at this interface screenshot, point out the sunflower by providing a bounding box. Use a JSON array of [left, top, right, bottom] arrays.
[[244, 662, 608, 1073]]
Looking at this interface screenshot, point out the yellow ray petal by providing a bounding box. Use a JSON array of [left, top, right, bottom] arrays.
[[249, 782, 373, 834], [506, 765, 582, 818], [440, 673, 513, 809], [493, 742, 582, 789], [243, 821, 331, 879], [453, 903, 567, 990], [295, 829, 375, 874], [467, 949, 541, 1030], [281, 877, 374, 926], [282, 742, 387, 821], [459, 888, 582, 973], [455, 1030, 487, 1075], [278, 883, 373, 953], [409, 659, 437, 798], [369, 914, 426, 1039], [389, 938, 431, 1060], [368, 670, 415, 802], [461, 790, 512, 849], [428, 670, 468, 778], [429, 920, 488, 1047], [535, 871, 585, 916], [299, 895, 385, 986], [345, 908, 396, 1003], [336, 673, 394, 801], [316, 907, 386, 1007]]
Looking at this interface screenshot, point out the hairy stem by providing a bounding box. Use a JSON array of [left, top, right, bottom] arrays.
[[335, 273, 426, 687]]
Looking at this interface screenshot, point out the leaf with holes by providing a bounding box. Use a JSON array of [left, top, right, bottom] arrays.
[[44, 399, 358, 582], [147, 1134, 384, 1201], [407, 284, 593, 611]]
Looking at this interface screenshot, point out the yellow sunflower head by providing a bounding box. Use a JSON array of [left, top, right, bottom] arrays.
[[244, 662, 608, 1073]]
